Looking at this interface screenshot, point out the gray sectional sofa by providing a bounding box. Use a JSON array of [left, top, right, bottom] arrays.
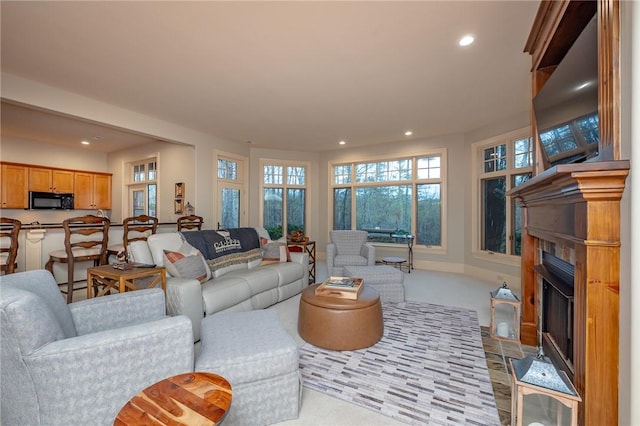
[[129, 227, 308, 341]]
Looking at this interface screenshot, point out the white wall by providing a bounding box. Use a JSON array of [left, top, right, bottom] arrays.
[[107, 141, 196, 223], [620, 1, 636, 425]]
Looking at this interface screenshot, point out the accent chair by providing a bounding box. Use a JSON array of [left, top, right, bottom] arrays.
[[326, 230, 375, 276]]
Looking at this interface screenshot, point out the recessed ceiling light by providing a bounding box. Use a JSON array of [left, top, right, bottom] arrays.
[[81, 140, 90, 145], [339, 140, 346, 145], [404, 130, 413, 136], [459, 35, 475, 47]]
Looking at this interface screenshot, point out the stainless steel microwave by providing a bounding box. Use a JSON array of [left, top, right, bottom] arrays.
[[28, 191, 74, 210]]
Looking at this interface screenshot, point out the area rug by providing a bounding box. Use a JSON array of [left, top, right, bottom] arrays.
[[298, 301, 500, 425]]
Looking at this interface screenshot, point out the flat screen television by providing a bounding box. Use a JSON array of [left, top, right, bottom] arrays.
[[533, 15, 598, 167]]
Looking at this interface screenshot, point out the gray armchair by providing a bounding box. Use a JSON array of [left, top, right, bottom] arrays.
[[326, 230, 376, 276], [0, 269, 194, 426]]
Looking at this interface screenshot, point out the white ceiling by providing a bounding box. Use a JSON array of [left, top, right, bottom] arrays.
[[1, 1, 539, 153]]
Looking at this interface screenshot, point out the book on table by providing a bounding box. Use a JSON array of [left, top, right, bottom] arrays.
[[315, 276, 364, 299]]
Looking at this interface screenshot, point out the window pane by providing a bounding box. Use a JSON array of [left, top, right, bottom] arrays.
[[286, 188, 305, 235], [218, 159, 238, 180], [263, 165, 283, 185], [355, 185, 411, 237], [482, 177, 506, 253], [287, 167, 305, 186], [221, 188, 240, 228], [148, 184, 157, 217], [148, 161, 157, 181], [511, 173, 530, 256], [132, 189, 145, 216], [514, 138, 533, 168], [263, 188, 283, 239], [333, 188, 351, 230], [416, 184, 441, 245], [417, 156, 441, 179], [334, 165, 351, 184]]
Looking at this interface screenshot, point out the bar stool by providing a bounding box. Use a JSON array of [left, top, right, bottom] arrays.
[[177, 215, 203, 231], [45, 215, 110, 303], [108, 215, 158, 260], [0, 218, 22, 275]]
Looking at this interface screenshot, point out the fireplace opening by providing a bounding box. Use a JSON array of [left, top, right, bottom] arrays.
[[533, 252, 575, 380]]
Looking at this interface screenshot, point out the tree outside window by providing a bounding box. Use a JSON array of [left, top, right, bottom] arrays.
[[261, 162, 307, 239], [477, 134, 532, 256], [331, 152, 445, 247]]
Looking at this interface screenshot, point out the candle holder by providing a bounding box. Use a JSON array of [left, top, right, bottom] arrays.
[[489, 282, 521, 341]]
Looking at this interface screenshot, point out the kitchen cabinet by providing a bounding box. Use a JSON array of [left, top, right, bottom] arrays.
[[74, 172, 112, 209], [29, 167, 74, 193], [1, 163, 28, 208]]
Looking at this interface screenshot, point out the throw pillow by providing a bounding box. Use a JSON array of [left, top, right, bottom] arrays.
[[260, 237, 291, 265], [163, 242, 211, 283]]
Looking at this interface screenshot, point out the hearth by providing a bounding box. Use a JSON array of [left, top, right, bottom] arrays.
[[533, 252, 575, 380]]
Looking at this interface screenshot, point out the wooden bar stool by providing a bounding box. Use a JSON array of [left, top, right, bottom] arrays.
[[108, 215, 158, 260], [177, 215, 203, 231], [0, 218, 22, 275], [45, 215, 110, 303]]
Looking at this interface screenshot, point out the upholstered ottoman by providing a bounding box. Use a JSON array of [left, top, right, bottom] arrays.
[[343, 265, 405, 302], [298, 284, 383, 351], [196, 310, 301, 425]]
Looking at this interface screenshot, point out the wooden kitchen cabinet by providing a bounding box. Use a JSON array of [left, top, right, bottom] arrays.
[[74, 172, 111, 209], [1, 163, 28, 208], [29, 167, 74, 193]]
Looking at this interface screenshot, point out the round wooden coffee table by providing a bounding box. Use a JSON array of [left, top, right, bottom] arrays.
[[114, 372, 232, 425], [298, 283, 383, 351]]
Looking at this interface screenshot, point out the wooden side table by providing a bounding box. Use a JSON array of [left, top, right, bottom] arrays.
[[115, 372, 232, 425], [287, 240, 316, 283], [87, 264, 166, 299]]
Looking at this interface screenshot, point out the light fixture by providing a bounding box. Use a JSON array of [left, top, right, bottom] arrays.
[[459, 34, 475, 47], [339, 140, 346, 145], [81, 140, 90, 145], [404, 130, 413, 136]]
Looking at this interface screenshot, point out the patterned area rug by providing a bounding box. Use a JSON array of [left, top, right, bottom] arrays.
[[299, 301, 500, 425]]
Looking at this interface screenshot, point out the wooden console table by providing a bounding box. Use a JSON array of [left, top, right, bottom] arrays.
[[87, 264, 166, 299]]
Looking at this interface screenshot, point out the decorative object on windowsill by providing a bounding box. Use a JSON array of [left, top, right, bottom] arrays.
[[489, 282, 521, 341], [288, 230, 308, 243], [185, 201, 195, 216], [509, 347, 581, 426]]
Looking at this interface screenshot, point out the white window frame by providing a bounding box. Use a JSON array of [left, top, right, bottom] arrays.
[[215, 151, 248, 229], [259, 158, 309, 238], [471, 127, 532, 266], [329, 149, 447, 251], [125, 157, 158, 217]]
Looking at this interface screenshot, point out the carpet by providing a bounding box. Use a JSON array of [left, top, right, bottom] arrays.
[[299, 301, 500, 425]]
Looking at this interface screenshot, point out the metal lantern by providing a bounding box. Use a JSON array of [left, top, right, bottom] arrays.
[[489, 282, 521, 341], [185, 201, 195, 216], [509, 348, 581, 426]]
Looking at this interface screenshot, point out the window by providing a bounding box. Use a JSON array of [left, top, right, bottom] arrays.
[[127, 159, 157, 217], [475, 130, 532, 257], [331, 152, 445, 247], [261, 161, 308, 239], [216, 154, 246, 229]]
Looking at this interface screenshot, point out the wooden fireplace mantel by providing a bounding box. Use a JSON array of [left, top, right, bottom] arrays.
[[508, 160, 629, 425]]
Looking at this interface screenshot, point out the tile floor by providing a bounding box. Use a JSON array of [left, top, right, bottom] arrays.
[[480, 326, 538, 425]]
